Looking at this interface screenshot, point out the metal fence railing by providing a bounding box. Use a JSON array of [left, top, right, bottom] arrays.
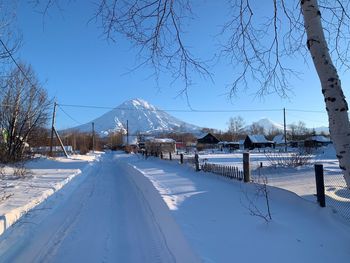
[[323, 170, 350, 220]]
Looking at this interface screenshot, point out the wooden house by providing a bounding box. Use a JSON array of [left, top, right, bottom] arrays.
[[218, 141, 240, 152], [273, 134, 290, 147], [196, 133, 220, 150], [304, 136, 331, 148], [244, 135, 275, 150], [145, 138, 176, 154]]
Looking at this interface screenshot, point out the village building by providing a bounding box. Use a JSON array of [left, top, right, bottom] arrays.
[[304, 135, 332, 148], [144, 138, 176, 154], [123, 135, 139, 152], [289, 140, 305, 148], [218, 141, 240, 152], [273, 134, 291, 148], [31, 146, 73, 155], [196, 133, 220, 150], [244, 135, 275, 150]]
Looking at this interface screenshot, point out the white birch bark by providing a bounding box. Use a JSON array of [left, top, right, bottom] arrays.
[[301, 0, 350, 188]]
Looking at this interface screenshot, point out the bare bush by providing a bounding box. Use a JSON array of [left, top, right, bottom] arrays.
[[0, 193, 13, 203], [241, 173, 272, 223], [0, 162, 31, 180], [12, 162, 32, 178], [0, 163, 5, 178], [265, 150, 312, 167]]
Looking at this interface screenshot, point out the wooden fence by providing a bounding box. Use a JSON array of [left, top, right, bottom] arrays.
[[201, 163, 243, 181]]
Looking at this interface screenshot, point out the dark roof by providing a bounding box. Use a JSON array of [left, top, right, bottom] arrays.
[[197, 133, 220, 144], [247, 135, 273, 144], [305, 136, 331, 143]]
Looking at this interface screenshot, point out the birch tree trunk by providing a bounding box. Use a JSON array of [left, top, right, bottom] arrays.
[[301, 0, 350, 188]]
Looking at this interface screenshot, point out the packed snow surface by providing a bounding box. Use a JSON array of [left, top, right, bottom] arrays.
[[0, 153, 199, 263], [0, 150, 349, 262]]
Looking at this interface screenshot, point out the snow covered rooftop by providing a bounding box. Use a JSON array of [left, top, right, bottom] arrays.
[[218, 141, 239, 145], [273, 134, 286, 144], [247, 134, 272, 143], [306, 136, 331, 143], [150, 138, 175, 143], [123, 135, 138, 145]]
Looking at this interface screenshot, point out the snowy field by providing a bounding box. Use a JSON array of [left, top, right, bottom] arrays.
[[0, 152, 102, 236], [0, 151, 349, 262], [197, 146, 350, 219], [127, 154, 350, 262]]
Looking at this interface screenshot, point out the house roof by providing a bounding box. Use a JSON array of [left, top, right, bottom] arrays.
[[123, 135, 138, 145], [273, 134, 286, 144], [247, 135, 273, 144], [197, 133, 220, 144], [306, 136, 331, 143], [151, 138, 175, 143], [195, 132, 213, 139], [218, 141, 239, 145]]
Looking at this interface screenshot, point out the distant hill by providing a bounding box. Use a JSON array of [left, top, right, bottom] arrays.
[[313, 126, 329, 134], [244, 118, 285, 133], [65, 100, 329, 136], [66, 98, 202, 136], [244, 118, 329, 135]]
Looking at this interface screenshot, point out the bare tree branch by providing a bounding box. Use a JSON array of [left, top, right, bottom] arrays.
[[92, 0, 212, 96]]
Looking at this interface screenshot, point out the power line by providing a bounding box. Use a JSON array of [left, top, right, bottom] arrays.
[[0, 38, 37, 89], [287, 109, 326, 114], [57, 104, 108, 132], [57, 103, 329, 114], [57, 104, 82, 125], [287, 112, 328, 125], [57, 103, 283, 113]]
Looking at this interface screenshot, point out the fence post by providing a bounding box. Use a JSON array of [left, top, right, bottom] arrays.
[[169, 152, 172, 160], [243, 152, 250, 183], [195, 153, 200, 172], [180, 153, 184, 164], [314, 164, 326, 207], [160, 152, 163, 159]]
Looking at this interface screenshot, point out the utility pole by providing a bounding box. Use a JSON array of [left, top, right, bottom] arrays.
[[92, 122, 95, 152], [126, 120, 129, 146], [283, 108, 287, 152], [49, 102, 57, 156], [53, 126, 69, 157]]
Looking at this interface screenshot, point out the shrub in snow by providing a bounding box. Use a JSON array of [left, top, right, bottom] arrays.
[[265, 150, 311, 167]]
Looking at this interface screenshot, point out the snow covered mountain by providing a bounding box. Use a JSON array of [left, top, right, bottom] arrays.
[[244, 118, 285, 133], [68, 98, 201, 135]]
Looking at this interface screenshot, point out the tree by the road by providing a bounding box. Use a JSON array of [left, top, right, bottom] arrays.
[[0, 63, 50, 162], [227, 116, 245, 141]]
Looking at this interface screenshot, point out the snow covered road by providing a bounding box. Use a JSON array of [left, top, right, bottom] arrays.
[[0, 153, 199, 263]]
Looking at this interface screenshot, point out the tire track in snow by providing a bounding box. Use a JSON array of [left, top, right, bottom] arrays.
[[35, 163, 103, 262], [123, 164, 176, 263], [0, 153, 199, 262]]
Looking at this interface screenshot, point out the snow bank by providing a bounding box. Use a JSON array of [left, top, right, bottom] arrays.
[[0, 153, 101, 236], [119, 161, 201, 263], [127, 156, 350, 263]]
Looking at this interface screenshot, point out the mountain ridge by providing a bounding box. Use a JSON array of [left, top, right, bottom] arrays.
[[67, 98, 202, 135], [65, 99, 329, 136]]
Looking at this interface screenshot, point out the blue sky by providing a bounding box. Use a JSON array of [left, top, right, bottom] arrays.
[[16, 0, 349, 131]]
